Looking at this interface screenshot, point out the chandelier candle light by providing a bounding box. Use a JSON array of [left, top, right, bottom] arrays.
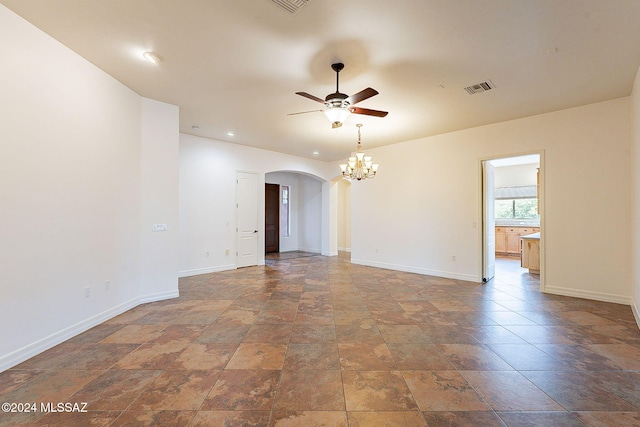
[[339, 124, 379, 181]]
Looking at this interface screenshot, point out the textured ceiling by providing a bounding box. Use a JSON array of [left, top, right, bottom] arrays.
[[3, 0, 640, 161]]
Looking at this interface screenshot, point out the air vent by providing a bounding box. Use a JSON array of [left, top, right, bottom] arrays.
[[464, 80, 495, 95], [271, 0, 310, 14]]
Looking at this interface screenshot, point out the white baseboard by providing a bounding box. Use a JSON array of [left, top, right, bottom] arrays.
[[337, 246, 352, 253], [179, 264, 236, 278], [139, 289, 180, 304], [544, 285, 632, 305], [630, 301, 640, 330], [322, 250, 339, 257], [350, 258, 480, 282], [299, 247, 321, 254], [0, 291, 179, 373]]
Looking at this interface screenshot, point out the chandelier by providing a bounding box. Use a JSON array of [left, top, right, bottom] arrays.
[[339, 124, 379, 181]]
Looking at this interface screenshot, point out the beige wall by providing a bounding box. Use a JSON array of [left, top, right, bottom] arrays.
[[632, 66, 640, 324], [337, 179, 351, 252], [348, 97, 633, 304]]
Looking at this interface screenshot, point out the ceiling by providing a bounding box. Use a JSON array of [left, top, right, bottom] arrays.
[[3, 0, 640, 161]]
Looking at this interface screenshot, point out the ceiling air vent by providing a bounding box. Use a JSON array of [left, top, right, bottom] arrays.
[[464, 80, 495, 95], [271, 0, 310, 14]]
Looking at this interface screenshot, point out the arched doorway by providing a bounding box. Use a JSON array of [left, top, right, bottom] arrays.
[[265, 171, 323, 260]]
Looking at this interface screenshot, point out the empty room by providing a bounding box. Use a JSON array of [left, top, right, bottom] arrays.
[[2, 1, 640, 426]]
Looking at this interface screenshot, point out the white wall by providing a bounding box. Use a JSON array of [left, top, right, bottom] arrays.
[[494, 163, 539, 188], [297, 174, 323, 253], [348, 97, 633, 304], [632, 66, 640, 325], [179, 134, 332, 276], [140, 98, 180, 301], [0, 6, 180, 371]]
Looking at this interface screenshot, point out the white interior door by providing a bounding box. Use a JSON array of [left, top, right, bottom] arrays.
[[236, 171, 258, 268], [482, 160, 496, 282]]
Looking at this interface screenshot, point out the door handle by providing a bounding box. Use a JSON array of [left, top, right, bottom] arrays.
[[253, 230, 258, 233]]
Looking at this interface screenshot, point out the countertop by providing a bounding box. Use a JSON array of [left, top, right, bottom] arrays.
[[520, 232, 540, 240], [495, 221, 540, 227]]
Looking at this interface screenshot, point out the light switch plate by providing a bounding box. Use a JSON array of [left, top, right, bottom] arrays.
[[152, 223, 168, 232]]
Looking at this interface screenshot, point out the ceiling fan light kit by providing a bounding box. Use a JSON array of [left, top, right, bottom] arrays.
[[292, 62, 388, 128], [323, 107, 351, 128]]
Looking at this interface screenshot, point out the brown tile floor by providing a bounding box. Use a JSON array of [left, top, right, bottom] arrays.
[[1, 253, 640, 426]]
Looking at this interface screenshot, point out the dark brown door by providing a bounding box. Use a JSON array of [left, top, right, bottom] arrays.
[[265, 183, 279, 253]]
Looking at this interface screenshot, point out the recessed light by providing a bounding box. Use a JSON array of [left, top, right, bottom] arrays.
[[312, 151, 320, 156], [226, 131, 235, 137], [143, 51, 163, 64]]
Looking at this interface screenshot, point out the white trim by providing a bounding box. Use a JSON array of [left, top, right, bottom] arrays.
[[632, 302, 640, 330], [138, 290, 180, 304], [179, 264, 236, 278], [0, 298, 136, 372], [300, 246, 321, 253], [0, 292, 179, 372], [337, 246, 352, 253], [351, 258, 480, 282], [322, 250, 339, 257], [478, 151, 546, 292], [544, 285, 632, 305]]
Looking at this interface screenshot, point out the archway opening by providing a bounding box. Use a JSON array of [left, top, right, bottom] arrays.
[[265, 171, 323, 261]]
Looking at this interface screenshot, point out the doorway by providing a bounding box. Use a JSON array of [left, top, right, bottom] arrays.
[[265, 183, 279, 254], [264, 171, 323, 259], [482, 154, 543, 291]]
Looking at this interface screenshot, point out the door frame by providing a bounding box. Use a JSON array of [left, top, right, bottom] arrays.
[[479, 151, 545, 292], [482, 160, 496, 283]]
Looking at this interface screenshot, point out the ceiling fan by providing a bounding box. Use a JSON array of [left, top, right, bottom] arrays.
[[290, 63, 388, 128]]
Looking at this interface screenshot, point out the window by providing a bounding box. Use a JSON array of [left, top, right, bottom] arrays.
[[494, 185, 538, 219], [280, 185, 290, 237], [495, 198, 538, 219]]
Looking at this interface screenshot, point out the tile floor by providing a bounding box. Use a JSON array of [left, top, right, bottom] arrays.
[[1, 253, 640, 426]]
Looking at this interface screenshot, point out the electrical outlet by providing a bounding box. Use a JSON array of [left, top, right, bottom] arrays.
[[152, 223, 168, 232], [84, 286, 91, 298], [206, 251, 210, 257], [225, 248, 230, 255], [105, 280, 110, 291], [452, 255, 456, 261]]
